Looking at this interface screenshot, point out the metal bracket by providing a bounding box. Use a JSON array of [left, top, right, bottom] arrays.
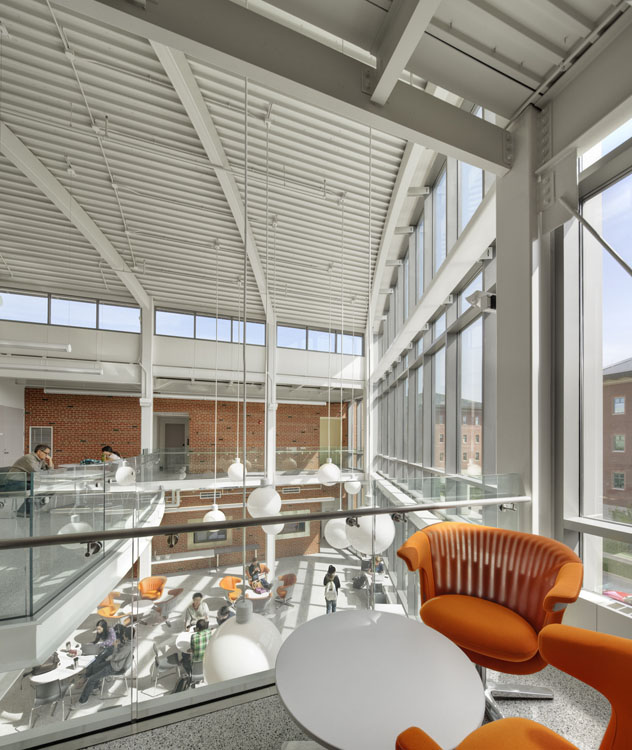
[[537, 171, 556, 212], [537, 105, 553, 167], [361, 68, 375, 96], [503, 130, 514, 166]]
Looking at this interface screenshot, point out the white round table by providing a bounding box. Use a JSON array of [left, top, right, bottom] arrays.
[[275, 610, 485, 750], [30, 651, 95, 685], [175, 630, 193, 651]]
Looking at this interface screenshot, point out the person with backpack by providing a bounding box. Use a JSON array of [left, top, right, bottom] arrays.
[[323, 564, 341, 614]]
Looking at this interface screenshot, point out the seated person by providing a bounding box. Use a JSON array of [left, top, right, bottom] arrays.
[[247, 558, 271, 591], [374, 555, 385, 575], [184, 592, 210, 629], [182, 619, 213, 674], [93, 619, 117, 650], [101, 445, 122, 462], [11, 444, 53, 516], [216, 605, 235, 626], [79, 625, 132, 703]]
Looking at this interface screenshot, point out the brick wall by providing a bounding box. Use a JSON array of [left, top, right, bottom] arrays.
[[24, 389, 347, 467], [24, 389, 141, 464], [152, 485, 327, 574]]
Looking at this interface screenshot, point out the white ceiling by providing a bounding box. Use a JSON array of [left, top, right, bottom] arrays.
[[0, 0, 629, 332]]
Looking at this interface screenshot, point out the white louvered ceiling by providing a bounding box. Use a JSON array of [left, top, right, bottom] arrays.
[[0, 0, 404, 330], [0, 0, 629, 332]]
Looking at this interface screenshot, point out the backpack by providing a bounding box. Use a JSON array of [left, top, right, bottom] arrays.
[[325, 579, 337, 601], [172, 673, 191, 693]]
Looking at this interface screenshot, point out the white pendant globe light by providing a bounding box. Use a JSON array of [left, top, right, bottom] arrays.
[[115, 462, 135, 486], [317, 457, 340, 486], [262, 522, 284, 535], [346, 514, 396, 555], [203, 603, 281, 684], [227, 456, 244, 483], [58, 514, 93, 550], [344, 479, 362, 495], [203, 503, 226, 523], [247, 482, 281, 518], [323, 517, 350, 549]]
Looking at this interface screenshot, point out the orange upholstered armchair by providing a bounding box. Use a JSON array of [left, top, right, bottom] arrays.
[[220, 576, 243, 603], [138, 576, 167, 600], [398, 523, 582, 716], [396, 623, 632, 750], [275, 573, 297, 607]]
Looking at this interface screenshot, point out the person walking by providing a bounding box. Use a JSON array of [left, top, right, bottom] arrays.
[[323, 564, 341, 614]]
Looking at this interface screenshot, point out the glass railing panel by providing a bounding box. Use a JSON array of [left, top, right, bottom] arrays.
[[276, 447, 363, 475], [0, 469, 30, 619]]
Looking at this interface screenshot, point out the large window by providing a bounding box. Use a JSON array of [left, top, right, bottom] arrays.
[[155, 310, 194, 338], [402, 252, 409, 321], [98, 303, 141, 333], [416, 217, 424, 300], [460, 318, 483, 476], [51, 297, 97, 329], [432, 347, 446, 469], [0, 291, 48, 323], [458, 161, 483, 235], [416, 365, 423, 462], [433, 169, 447, 274], [278, 324, 363, 354]]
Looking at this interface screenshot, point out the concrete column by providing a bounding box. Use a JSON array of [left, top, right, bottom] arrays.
[[140, 300, 154, 454]]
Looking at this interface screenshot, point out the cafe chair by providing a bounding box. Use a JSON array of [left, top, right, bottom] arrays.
[[396, 623, 632, 750], [101, 651, 134, 698], [397, 523, 583, 719], [29, 678, 72, 728], [151, 643, 181, 689], [275, 573, 297, 607], [247, 563, 271, 589], [152, 587, 184, 627], [190, 660, 205, 688], [138, 576, 167, 601], [219, 576, 242, 603]]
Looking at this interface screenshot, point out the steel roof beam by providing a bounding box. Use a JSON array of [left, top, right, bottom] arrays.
[[56, 0, 511, 174], [0, 122, 151, 309], [370, 0, 444, 107], [151, 42, 274, 323]]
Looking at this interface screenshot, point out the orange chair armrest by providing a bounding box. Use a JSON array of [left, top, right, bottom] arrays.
[[396, 727, 442, 750], [397, 531, 425, 571], [543, 562, 583, 612]]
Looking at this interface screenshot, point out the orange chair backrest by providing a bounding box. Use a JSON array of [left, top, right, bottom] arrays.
[[421, 524, 580, 631], [98, 593, 114, 609], [540, 624, 632, 750], [280, 573, 297, 587], [139, 576, 167, 595]]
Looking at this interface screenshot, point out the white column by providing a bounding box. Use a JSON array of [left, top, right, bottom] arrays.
[[140, 300, 154, 454], [495, 106, 538, 533], [265, 313, 277, 579], [138, 540, 152, 579]]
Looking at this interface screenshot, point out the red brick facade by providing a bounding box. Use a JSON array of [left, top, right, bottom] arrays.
[[24, 389, 142, 464]]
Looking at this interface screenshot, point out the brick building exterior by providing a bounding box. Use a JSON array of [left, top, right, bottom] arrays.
[[603, 369, 632, 512]]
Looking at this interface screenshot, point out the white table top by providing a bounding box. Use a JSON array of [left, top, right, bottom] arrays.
[[30, 652, 95, 685], [275, 610, 485, 750], [175, 630, 193, 651]]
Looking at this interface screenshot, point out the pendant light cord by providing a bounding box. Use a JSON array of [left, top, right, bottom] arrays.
[[213, 240, 219, 504], [339, 194, 345, 509], [242, 78, 249, 587]]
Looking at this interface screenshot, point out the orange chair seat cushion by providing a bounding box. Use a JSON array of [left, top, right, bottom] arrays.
[[397, 718, 577, 750], [421, 594, 539, 663], [277, 586, 288, 599], [220, 576, 242, 591], [458, 717, 577, 750]]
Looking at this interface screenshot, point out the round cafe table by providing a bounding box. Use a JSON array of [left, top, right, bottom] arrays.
[[275, 610, 485, 750], [30, 650, 95, 685]]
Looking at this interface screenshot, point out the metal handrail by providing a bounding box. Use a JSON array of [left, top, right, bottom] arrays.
[[0, 496, 530, 550]]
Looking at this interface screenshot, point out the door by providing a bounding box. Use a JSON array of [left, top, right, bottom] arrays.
[[157, 416, 189, 474], [319, 416, 342, 466]]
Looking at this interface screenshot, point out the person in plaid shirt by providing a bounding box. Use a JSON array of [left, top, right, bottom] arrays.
[[190, 619, 212, 663]]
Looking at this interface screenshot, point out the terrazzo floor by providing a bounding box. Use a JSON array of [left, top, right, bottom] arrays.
[[86, 663, 610, 750]]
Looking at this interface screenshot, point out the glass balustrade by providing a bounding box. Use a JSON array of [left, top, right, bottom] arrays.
[[0, 465, 527, 748]]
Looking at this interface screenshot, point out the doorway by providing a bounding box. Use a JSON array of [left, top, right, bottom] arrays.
[[155, 414, 189, 474], [319, 416, 342, 466]]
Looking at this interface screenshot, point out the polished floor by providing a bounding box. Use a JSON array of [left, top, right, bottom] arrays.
[[87, 664, 610, 750]]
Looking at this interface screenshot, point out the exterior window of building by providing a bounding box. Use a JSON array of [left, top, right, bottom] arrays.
[[463, 452, 467, 461], [432, 347, 446, 469], [459, 273, 483, 315], [232, 320, 266, 345], [402, 253, 409, 321], [336, 333, 363, 355], [613, 434, 625, 452], [475, 452, 480, 460], [99, 303, 141, 333], [439, 433, 444, 443], [458, 156, 483, 236], [581, 115, 632, 169], [156, 310, 194, 338], [433, 314, 446, 340], [196, 315, 217, 340], [613, 472, 625, 490], [460, 318, 483, 475], [613, 396, 625, 414], [416, 217, 424, 300], [277, 325, 306, 349], [433, 169, 447, 274], [309, 329, 335, 352], [0, 291, 48, 324], [51, 297, 97, 329]]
